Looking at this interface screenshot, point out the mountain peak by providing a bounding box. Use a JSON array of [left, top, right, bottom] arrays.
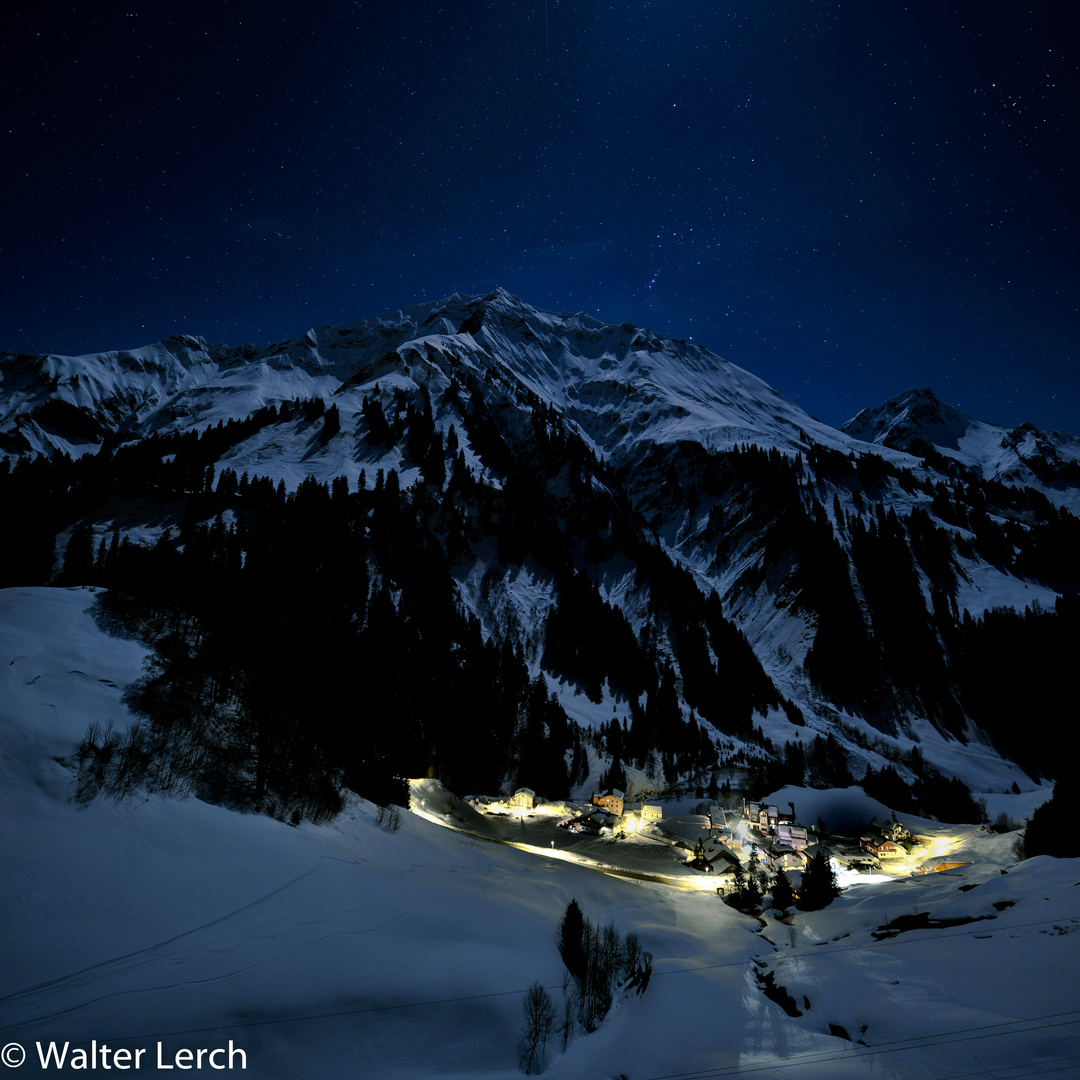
[[842, 384, 1080, 505], [843, 386, 974, 452]]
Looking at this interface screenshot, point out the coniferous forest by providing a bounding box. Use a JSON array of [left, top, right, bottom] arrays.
[[1, 400, 781, 820], [3, 329, 1079, 824]]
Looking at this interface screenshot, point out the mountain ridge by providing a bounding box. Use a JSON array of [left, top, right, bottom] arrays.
[[5, 290, 1076, 487], [0, 289, 895, 465], [843, 384, 1080, 508]]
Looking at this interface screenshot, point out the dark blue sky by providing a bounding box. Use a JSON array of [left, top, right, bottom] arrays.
[[3, 2, 1077, 433]]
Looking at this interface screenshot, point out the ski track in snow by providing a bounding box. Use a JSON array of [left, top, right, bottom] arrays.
[[1, 859, 358, 1014]]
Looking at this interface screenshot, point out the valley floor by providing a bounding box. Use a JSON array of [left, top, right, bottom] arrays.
[[408, 777, 978, 890], [2, 587, 1078, 1079]]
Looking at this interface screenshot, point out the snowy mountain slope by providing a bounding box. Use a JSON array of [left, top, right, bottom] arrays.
[[5, 293, 1074, 499], [2, 291, 1078, 798], [6, 290, 1072, 524], [0, 338, 225, 457], [0, 289, 886, 468], [2, 587, 1077, 1080], [843, 386, 977, 452], [844, 385, 1080, 512], [416, 289, 859, 460]]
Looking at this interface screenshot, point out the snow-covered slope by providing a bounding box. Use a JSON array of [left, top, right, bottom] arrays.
[[9, 291, 1078, 524], [0, 289, 884, 468], [844, 386, 1080, 511], [0, 335, 346, 459], [2, 587, 1077, 1079], [7, 294, 1078, 495], [401, 289, 857, 459]]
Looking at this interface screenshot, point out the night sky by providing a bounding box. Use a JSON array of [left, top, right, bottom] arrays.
[[3, 2, 1077, 433]]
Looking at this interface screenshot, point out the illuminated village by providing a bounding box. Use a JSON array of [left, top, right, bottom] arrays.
[[411, 778, 969, 900]]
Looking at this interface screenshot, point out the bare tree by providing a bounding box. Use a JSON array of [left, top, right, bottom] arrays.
[[517, 981, 557, 1075], [622, 931, 643, 982], [559, 971, 577, 1052], [600, 921, 621, 982]]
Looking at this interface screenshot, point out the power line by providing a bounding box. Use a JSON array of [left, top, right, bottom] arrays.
[[626, 1012, 1080, 1080], [75, 1009, 1080, 1080]]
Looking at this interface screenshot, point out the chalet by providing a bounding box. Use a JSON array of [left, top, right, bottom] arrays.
[[860, 834, 903, 859], [847, 855, 878, 874], [689, 837, 742, 876], [775, 823, 809, 851], [860, 817, 911, 859], [640, 803, 663, 822], [701, 836, 740, 866], [712, 862, 743, 895], [592, 789, 625, 817], [508, 788, 537, 811], [744, 801, 780, 834], [870, 818, 911, 843], [768, 842, 806, 872], [571, 806, 619, 835]]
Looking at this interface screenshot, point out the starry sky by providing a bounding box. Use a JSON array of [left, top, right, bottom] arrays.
[[3, 1, 1077, 433]]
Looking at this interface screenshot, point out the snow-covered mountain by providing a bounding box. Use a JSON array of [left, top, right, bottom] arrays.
[[1, 290, 1077, 798], [843, 385, 1080, 510], [2, 288, 863, 464], [3, 292, 1079, 1078], [6, 290, 1075, 506]]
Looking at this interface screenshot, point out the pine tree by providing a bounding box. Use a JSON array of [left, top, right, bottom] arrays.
[[732, 862, 748, 898], [798, 851, 841, 911], [771, 868, 795, 915], [318, 403, 340, 444], [557, 899, 586, 984], [745, 867, 764, 911], [1020, 779, 1078, 859], [59, 521, 96, 584]]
